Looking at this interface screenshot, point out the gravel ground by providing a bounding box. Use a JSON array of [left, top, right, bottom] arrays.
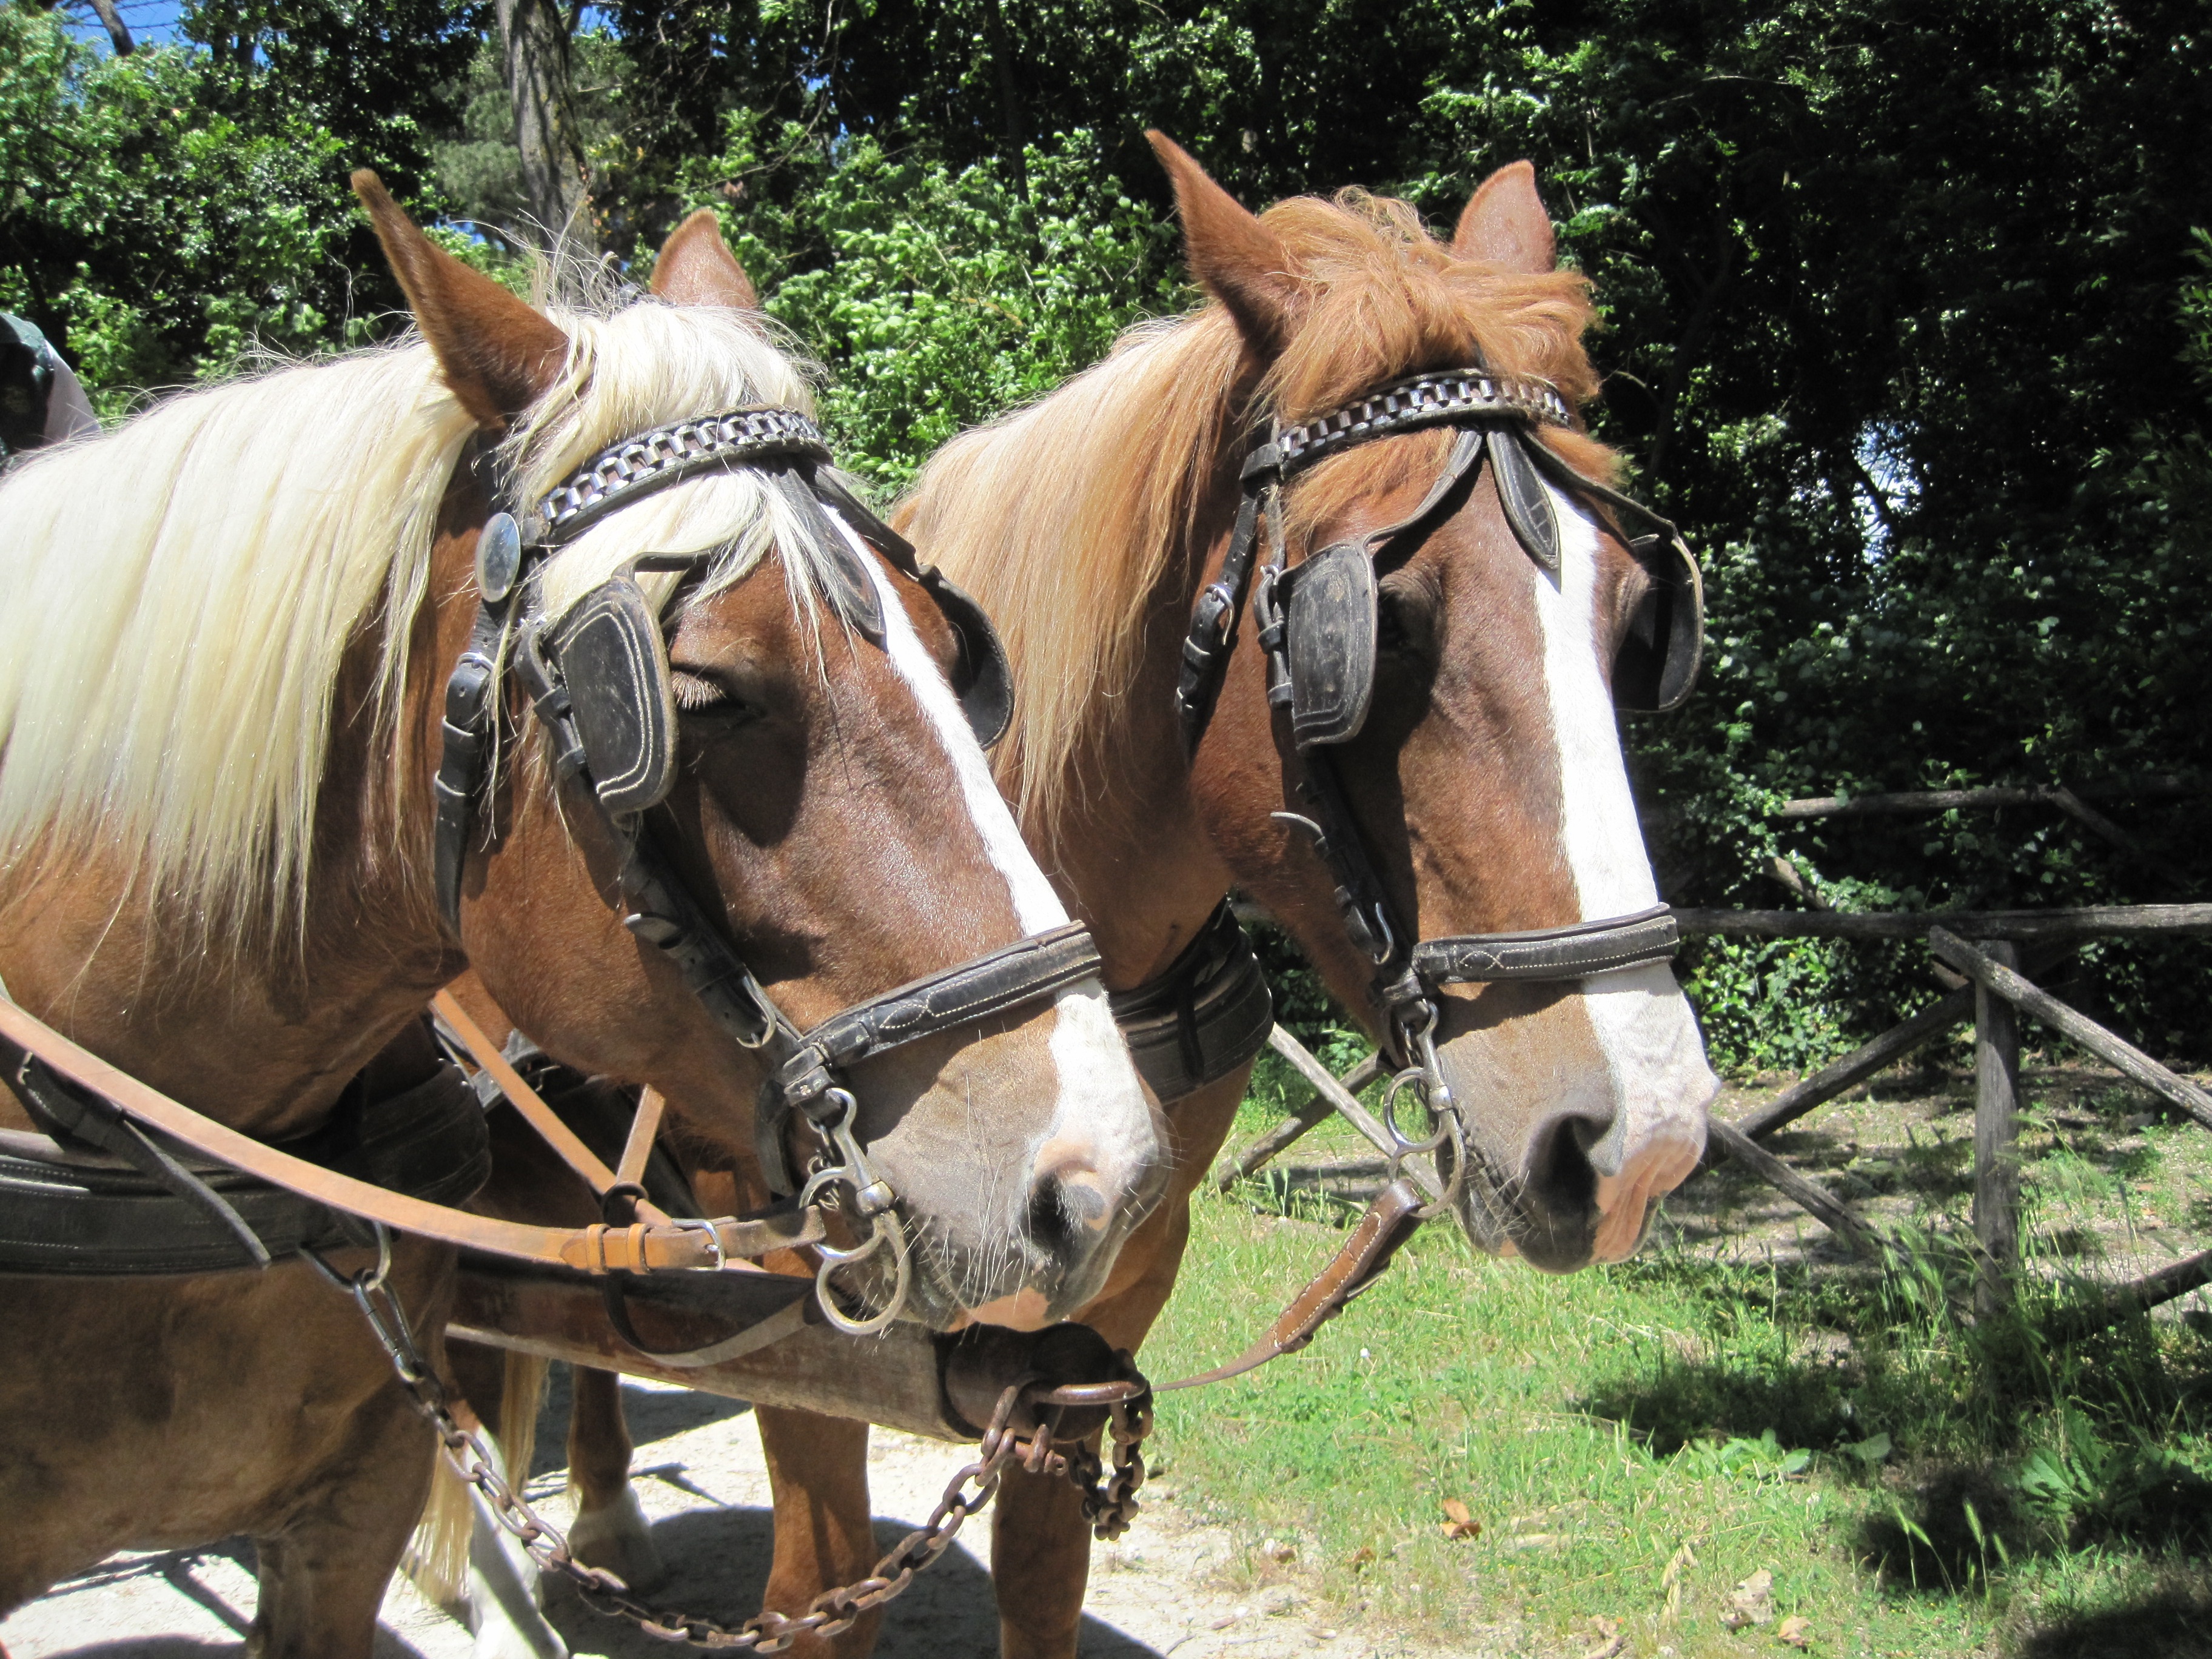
[[1, 1364, 1456, 1659]]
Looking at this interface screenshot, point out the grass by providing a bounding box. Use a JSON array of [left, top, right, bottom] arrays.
[[1135, 1051, 2212, 1658]]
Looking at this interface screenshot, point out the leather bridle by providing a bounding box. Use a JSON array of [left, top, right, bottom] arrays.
[[1172, 367, 1702, 1204], [431, 404, 1101, 1330]]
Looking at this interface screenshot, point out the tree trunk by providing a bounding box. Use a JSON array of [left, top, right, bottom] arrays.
[[496, 0, 595, 255], [56, 0, 135, 55]]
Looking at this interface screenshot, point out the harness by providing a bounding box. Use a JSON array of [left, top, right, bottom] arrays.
[[0, 401, 1089, 1337], [1167, 366, 1706, 1194], [0, 1041, 488, 1275]]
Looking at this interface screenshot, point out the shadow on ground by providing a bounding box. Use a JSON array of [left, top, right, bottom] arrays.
[[2011, 1579, 2212, 1659], [534, 1504, 1161, 1658]]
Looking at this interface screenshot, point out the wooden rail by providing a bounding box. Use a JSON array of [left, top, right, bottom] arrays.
[[1674, 905, 2212, 941]]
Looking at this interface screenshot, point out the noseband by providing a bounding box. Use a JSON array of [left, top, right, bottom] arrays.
[[435, 406, 1089, 1330], [1172, 368, 1704, 1198]]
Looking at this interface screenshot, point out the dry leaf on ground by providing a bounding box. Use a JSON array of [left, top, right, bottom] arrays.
[[1439, 1498, 1481, 1540], [1721, 1568, 1776, 1630], [1778, 1613, 1812, 1648]]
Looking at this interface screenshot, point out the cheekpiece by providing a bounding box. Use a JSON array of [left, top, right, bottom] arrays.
[[536, 406, 833, 545], [1273, 370, 1572, 480]]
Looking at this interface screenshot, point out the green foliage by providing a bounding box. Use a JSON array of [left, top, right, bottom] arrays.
[[0, 1, 476, 409], [663, 129, 1179, 491], [12, 0, 2212, 1060]]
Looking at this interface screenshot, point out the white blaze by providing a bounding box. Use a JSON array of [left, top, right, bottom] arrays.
[[837, 516, 1155, 1198], [1527, 483, 1717, 1258]]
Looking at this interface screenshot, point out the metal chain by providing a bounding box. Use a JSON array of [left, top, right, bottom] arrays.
[[307, 1237, 1151, 1651]]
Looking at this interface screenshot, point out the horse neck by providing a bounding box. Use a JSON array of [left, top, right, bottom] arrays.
[[1029, 440, 1250, 991], [0, 551, 465, 1142]]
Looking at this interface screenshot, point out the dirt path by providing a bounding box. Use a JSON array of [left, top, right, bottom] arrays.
[[0, 1364, 1454, 1659]]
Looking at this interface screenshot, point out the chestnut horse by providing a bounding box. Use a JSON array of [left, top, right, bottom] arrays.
[[0, 184, 1158, 1659], [483, 136, 1718, 1658], [557, 138, 1712, 1659]]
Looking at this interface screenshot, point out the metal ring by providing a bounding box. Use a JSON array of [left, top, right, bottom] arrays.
[[1379, 1067, 1452, 1164], [813, 1209, 912, 1335]]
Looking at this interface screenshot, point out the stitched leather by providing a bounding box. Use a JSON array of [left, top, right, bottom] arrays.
[[1413, 906, 1681, 984]]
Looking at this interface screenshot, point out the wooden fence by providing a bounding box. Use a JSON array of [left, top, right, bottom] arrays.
[[1221, 781, 2211, 1333]]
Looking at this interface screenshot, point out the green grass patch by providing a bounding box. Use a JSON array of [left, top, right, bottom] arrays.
[[1139, 1151, 2212, 1657]]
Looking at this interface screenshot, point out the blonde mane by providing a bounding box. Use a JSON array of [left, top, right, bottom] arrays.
[[901, 186, 1607, 840], [0, 292, 828, 937]]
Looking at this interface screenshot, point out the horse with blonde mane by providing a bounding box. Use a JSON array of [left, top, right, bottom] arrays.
[[578, 136, 1714, 1659], [0, 181, 1159, 1659]]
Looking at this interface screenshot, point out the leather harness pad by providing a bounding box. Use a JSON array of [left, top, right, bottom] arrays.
[[1107, 902, 1275, 1105], [0, 1064, 489, 1275], [1281, 541, 1379, 748], [549, 577, 679, 816]]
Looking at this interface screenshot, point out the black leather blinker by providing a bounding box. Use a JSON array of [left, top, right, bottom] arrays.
[[548, 577, 679, 815], [922, 568, 1014, 749], [1610, 532, 1705, 714], [1489, 427, 1561, 572], [1281, 540, 1379, 748]]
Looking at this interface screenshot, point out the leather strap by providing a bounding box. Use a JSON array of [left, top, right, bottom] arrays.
[[1158, 1177, 1426, 1389], [1413, 905, 1680, 984], [1107, 901, 1275, 1104], [1271, 369, 1572, 477], [536, 407, 833, 545], [0, 991, 820, 1275], [768, 923, 1102, 1120]]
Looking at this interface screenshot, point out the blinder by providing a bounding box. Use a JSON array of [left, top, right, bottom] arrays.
[[1279, 540, 1379, 748], [541, 574, 680, 815], [1604, 528, 1703, 714]]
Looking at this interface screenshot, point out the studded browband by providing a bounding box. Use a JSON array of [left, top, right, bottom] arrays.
[[1269, 369, 1572, 478], [535, 406, 832, 545]]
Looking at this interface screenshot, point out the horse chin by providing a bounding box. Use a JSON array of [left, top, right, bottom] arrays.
[[1445, 1164, 1600, 1274]]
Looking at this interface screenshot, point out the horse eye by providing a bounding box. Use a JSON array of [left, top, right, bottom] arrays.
[[1376, 588, 1428, 658], [670, 670, 759, 724]]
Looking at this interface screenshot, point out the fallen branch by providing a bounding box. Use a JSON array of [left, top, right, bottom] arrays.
[[1702, 1120, 1881, 1258], [1214, 1052, 1383, 1191], [2048, 1249, 2212, 1341]]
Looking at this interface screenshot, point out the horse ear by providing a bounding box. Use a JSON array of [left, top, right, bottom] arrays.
[[352, 170, 568, 429], [651, 210, 760, 310], [1145, 131, 1301, 356], [1453, 161, 1556, 273]]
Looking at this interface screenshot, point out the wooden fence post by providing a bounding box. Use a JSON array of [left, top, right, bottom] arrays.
[[1974, 938, 2023, 1317]]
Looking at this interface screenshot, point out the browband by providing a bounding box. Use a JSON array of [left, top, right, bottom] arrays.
[[1270, 369, 1572, 478], [536, 406, 833, 545]]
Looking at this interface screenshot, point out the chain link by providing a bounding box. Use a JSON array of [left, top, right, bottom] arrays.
[[309, 1238, 1151, 1650]]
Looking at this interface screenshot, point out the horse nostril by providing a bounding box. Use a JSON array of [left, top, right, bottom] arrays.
[[1524, 1116, 1603, 1218], [1029, 1170, 1107, 1245]]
